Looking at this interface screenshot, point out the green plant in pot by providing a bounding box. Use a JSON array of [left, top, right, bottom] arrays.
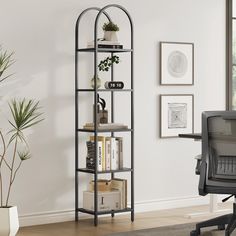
[[0, 46, 15, 83], [0, 99, 43, 236], [91, 55, 120, 89], [103, 22, 119, 41]]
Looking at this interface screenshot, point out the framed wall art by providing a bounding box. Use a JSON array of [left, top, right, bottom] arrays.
[[160, 42, 194, 85], [160, 94, 194, 138]]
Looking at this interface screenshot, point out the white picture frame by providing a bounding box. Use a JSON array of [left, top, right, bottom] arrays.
[[160, 42, 194, 85], [160, 94, 194, 138]]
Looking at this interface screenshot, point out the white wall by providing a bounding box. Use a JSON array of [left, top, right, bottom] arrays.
[[0, 0, 225, 226]]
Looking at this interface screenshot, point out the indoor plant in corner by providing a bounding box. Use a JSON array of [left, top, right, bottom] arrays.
[[0, 99, 43, 236]]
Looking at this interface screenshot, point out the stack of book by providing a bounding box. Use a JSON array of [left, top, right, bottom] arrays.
[[87, 40, 123, 49], [87, 178, 127, 209], [83, 123, 128, 131], [86, 136, 123, 171]]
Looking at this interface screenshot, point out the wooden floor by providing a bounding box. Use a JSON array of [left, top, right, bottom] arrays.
[[18, 203, 232, 236]]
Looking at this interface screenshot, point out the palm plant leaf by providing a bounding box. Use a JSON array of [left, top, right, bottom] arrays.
[[8, 99, 44, 144], [0, 47, 15, 82]]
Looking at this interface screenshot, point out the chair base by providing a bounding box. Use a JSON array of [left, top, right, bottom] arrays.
[[190, 213, 232, 236], [191, 202, 236, 236]]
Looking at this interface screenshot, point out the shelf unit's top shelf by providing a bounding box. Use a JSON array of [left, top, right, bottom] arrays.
[[77, 48, 133, 53]]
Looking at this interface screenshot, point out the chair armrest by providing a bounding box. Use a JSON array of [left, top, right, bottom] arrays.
[[198, 161, 207, 196], [195, 154, 202, 175]]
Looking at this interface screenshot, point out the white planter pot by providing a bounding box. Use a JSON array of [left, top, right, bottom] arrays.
[[104, 31, 118, 42], [0, 206, 19, 236]]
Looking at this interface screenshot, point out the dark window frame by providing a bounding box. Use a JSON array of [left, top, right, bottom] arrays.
[[226, 0, 233, 110]]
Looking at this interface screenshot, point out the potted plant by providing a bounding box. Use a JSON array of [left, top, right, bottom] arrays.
[[102, 22, 119, 42], [91, 55, 120, 89], [0, 99, 43, 236], [0, 46, 15, 83]]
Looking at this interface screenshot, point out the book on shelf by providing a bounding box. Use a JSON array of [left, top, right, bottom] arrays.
[[116, 137, 123, 169], [90, 136, 106, 171], [87, 40, 123, 49], [105, 137, 111, 170], [110, 137, 118, 170], [86, 140, 103, 171], [111, 178, 127, 209], [86, 136, 124, 171], [89, 179, 111, 192], [83, 123, 128, 131], [86, 141, 95, 169]]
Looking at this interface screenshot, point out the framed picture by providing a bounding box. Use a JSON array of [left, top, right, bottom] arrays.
[[160, 94, 194, 138], [160, 42, 194, 85]]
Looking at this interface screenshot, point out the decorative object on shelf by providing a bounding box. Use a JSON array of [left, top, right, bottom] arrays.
[[0, 46, 15, 83], [87, 39, 123, 49], [104, 81, 124, 89], [98, 55, 120, 72], [103, 22, 119, 42], [93, 94, 108, 124], [0, 99, 43, 236], [160, 42, 194, 85], [91, 56, 120, 89], [83, 123, 128, 131], [83, 190, 121, 211], [160, 94, 194, 138], [90, 75, 101, 89]]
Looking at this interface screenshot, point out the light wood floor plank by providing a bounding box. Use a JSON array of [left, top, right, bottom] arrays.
[[18, 203, 232, 236]]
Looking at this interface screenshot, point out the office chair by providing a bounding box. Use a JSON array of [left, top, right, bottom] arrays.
[[191, 111, 236, 236]]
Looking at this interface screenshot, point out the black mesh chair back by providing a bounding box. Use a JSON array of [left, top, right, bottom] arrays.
[[200, 111, 236, 195]]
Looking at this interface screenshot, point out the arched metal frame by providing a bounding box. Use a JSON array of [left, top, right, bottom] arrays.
[[75, 5, 134, 226]]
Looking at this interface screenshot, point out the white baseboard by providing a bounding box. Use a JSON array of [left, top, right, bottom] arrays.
[[19, 195, 210, 227], [134, 195, 210, 213], [20, 209, 75, 227]]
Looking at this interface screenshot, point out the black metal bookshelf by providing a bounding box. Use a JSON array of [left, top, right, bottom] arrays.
[[75, 4, 134, 226]]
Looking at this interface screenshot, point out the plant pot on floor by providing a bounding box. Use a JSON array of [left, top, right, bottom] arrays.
[[0, 206, 19, 236]]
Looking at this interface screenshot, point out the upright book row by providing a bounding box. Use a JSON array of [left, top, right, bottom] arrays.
[[86, 136, 123, 171]]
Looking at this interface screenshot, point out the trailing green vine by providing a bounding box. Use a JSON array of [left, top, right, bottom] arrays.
[[98, 55, 120, 72]]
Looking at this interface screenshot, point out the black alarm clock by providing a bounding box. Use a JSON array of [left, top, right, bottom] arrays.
[[104, 81, 124, 89]]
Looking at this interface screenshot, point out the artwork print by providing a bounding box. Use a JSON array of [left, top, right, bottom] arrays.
[[168, 103, 187, 129], [161, 42, 194, 85], [161, 95, 193, 138]]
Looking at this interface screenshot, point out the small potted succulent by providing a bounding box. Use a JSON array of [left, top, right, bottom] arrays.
[[102, 22, 119, 42], [0, 99, 43, 236]]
